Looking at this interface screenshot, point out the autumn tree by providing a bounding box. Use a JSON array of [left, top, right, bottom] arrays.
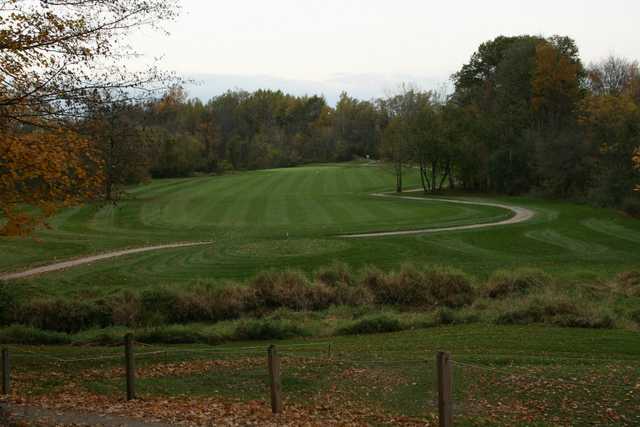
[[0, 129, 104, 235], [0, 0, 179, 235], [579, 92, 640, 205], [529, 38, 588, 197]]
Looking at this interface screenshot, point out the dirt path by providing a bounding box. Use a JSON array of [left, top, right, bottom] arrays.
[[0, 242, 213, 281], [340, 191, 535, 238]]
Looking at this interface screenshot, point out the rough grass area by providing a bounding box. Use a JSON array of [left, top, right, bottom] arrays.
[[1, 264, 638, 345], [2, 163, 640, 295], [3, 326, 639, 426]]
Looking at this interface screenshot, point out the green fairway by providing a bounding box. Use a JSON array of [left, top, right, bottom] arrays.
[[1, 163, 640, 297]]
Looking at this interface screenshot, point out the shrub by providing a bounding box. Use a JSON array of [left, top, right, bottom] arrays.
[[366, 264, 475, 308], [0, 325, 70, 345], [170, 284, 255, 323], [366, 264, 423, 305], [209, 285, 257, 320], [251, 270, 310, 310], [108, 291, 141, 327], [630, 309, 640, 325], [251, 270, 335, 311], [359, 266, 387, 290], [0, 284, 20, 325], [315, 262, 354, 287], [233, 319, 310, 341], [18, 298, 111, 333], [495, 297, 614, 329], [614, 271, 640, 297], [338, 315, 404, 335], [424, 268, 475, 308], [332, 283, 374, 306], [484, 269, 550, 299], [140, 288, 180, 324]]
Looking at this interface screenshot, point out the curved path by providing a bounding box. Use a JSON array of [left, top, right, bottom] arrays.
[[0, 242, 213, 281], [1, 193, 534, 280], [340, 191, 535, 238]]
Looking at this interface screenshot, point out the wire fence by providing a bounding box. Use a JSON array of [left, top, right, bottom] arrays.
[[1, 339, 639, 426]]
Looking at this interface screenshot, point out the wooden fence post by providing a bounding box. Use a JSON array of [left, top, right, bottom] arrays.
[[437, 351, 453, 427], [1, 348, 9, 396], [268, 345, 283, 414], [125, 334, 136, 401]]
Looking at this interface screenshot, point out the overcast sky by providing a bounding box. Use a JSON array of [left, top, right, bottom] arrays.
[[131, 0, 640, 104]]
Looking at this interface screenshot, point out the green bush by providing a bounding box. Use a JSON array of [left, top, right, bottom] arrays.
[[233, 319, 310, 340], [338, 315, 404, 335], [484, 269, 550, 299], [0, 325, 70, 345]]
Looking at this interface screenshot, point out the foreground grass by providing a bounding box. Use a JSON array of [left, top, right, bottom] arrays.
[[4, 325, 639, 426], [1, 163, 640, 298]]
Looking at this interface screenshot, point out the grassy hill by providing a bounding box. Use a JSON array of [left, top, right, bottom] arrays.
[[2, 162, 640, 297]]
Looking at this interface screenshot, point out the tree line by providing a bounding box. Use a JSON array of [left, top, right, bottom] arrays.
[[2, 9, 639, 237], [96, 35, 640, 214]]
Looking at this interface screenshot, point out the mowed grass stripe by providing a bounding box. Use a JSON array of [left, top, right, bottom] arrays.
[[3, 163, 640, 288]]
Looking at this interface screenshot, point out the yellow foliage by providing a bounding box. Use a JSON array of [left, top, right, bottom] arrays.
[[0, 129, 104, 236]]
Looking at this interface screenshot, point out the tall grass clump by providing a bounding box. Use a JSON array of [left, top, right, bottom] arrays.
[[365, 264, 475, 308], [315, 261, 355, 287], [17, 298, 111, 333], [0, 284, 20, 325], [613, 271, 640, 297], [483, 268, 551, 299], [251, 270, 334, 311], [495, 294, 614, 329]]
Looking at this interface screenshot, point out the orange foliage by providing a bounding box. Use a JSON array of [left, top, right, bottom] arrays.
[[532, 42, 581, 118], [0, 129, 104, 236]]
